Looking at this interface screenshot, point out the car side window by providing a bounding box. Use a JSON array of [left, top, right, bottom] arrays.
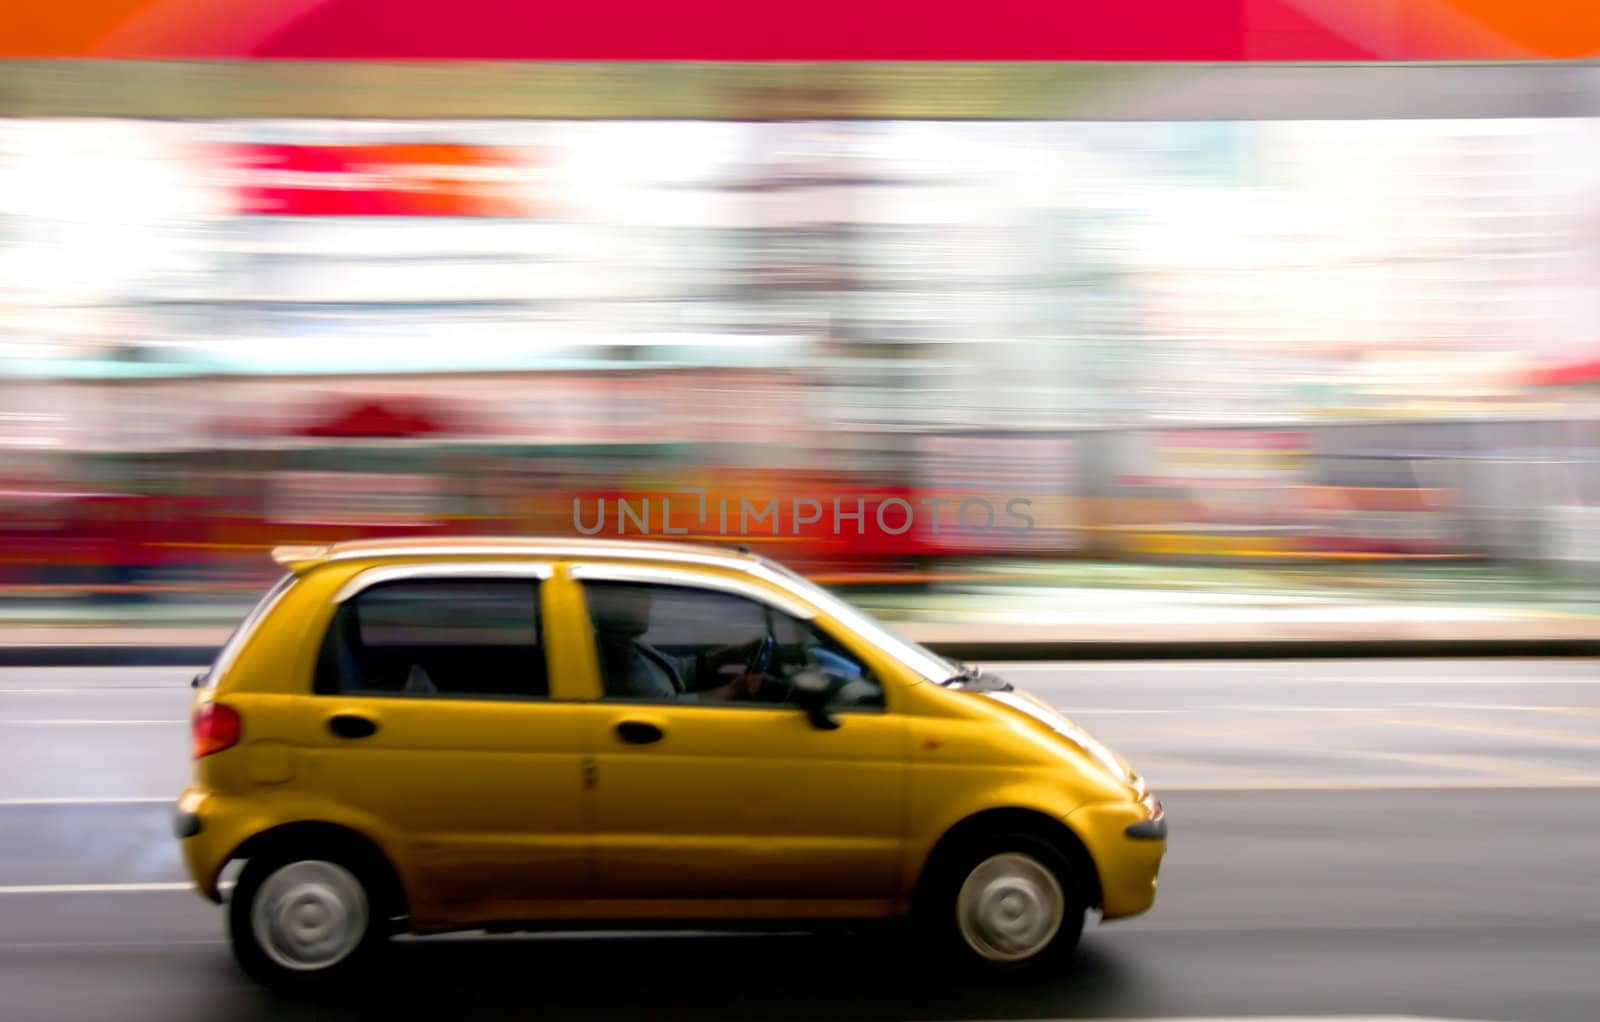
[[314, 578, 548, 700], [582, 580, 884, 711]]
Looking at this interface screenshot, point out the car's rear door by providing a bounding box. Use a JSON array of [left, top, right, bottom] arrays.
[[305, 564, 587, 924]]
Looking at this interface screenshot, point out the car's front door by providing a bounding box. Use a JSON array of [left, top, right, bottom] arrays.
[[306, 568, 587, 924], [570, 567, 908, 915]]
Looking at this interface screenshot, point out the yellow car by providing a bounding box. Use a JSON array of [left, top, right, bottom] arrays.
[[176, 537, 1164, 988]]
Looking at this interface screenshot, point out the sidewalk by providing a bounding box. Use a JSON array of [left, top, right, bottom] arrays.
[[0, 561, 1594, 661], [853, 561, 1600, 635], [862, 561, 1600, 655]]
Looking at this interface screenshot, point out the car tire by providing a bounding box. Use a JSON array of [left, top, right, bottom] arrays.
[[916, 832, 1087, 977], [228, 849, 388, 991]]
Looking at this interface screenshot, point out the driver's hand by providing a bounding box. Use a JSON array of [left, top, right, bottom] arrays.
[[700, 638, 770, 700], [700, 672, 758, 702], [737, 669, 763, 698]]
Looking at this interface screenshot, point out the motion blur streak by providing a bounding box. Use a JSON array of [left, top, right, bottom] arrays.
[[1, 110, 1598, 599]]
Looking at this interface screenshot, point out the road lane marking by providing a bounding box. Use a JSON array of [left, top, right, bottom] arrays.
[[0, 719, 184, 726], [1378, 717, 1600, 746], [997, 671, 1600, 685], [967, 1017, 1511, 1022], [1059, 709, 1182, 716], [1128, 722, 1310, 741], [1062, 702, 1599, 715], [0, 883, 193, 895], [0, 939, 227, 950], [1212, 704, 1395, 712], [0, 688, 181, 694], [1273, 677, 1600, 685], [1153, 778, 1600, 791], [960, 1017, 1508, 1022], [983, 663, 1245, 672], [0, 797, 171, 806], [1401, 702, 1600, 715], [1360, 750, 1597, 785]]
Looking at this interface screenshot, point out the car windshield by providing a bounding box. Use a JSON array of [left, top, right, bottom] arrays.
[[753, 557, 958, 684]]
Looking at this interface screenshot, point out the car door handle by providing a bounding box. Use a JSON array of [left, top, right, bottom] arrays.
[[615, 720, 665, 745], [328, 714, 379, 740]]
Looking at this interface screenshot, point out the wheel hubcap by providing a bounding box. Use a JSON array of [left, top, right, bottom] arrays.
[[251, 860, 368, 972], [955, 852, 1065, 963]]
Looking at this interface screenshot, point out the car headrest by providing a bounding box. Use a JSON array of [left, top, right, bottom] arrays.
[[587, 585, 652, 637]]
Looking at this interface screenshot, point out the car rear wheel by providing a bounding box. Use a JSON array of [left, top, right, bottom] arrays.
[[919, 833, 1086, 975], [229, 852, 385, 990]]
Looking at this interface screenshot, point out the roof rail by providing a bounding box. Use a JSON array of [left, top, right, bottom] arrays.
[[267, 536, 761, 573], [271, 544, 332, 574]]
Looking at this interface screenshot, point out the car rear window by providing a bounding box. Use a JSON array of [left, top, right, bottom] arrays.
[[202, 572, 297, 688], [314, 577, 548, 700]]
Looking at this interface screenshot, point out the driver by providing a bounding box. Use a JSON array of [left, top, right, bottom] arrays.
[[587, 586, 767, 702]]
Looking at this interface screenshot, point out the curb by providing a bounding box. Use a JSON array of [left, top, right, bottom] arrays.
[[926, 638, 1600, 662], [0, 639, 1596, 668]]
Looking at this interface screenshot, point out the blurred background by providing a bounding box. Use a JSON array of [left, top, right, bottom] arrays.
[[0, 58, 1598, 628], [2, 7, 1600, 1020]]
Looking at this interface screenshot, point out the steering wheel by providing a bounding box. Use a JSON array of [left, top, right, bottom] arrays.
[[740, 631, 790, 702], [746, 632, 776, 676]]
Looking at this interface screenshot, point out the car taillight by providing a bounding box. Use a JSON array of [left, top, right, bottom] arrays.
[[193, 703, 241, 758]]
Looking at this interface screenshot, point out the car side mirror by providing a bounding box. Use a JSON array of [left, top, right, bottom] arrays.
[[791, 669, 840, 731]]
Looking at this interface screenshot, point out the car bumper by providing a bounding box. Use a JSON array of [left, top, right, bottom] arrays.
[[173, 787, 228, 903], [173, 806, 202, 839], [1067, 793, 1167, 920]]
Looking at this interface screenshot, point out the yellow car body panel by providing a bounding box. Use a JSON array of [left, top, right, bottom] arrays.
[[177, 538, 1165, 933]]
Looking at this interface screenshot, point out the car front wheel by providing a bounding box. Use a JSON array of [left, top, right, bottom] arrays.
[[921, 833, 1087, 975]]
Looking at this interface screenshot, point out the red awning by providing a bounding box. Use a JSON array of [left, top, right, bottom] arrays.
[[299, 400, 452, 438]]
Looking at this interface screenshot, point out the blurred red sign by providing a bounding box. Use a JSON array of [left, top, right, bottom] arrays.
[[231, 143, 534, 217]]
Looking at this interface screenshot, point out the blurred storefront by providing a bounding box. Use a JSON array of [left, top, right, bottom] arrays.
[[0, 61, 1598, 583]]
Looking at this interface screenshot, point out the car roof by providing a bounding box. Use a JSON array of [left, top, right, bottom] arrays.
[[270, 536, 761, 575]]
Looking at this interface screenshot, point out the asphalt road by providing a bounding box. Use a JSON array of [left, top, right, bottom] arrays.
[[2, 658, 1598, 1022]]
